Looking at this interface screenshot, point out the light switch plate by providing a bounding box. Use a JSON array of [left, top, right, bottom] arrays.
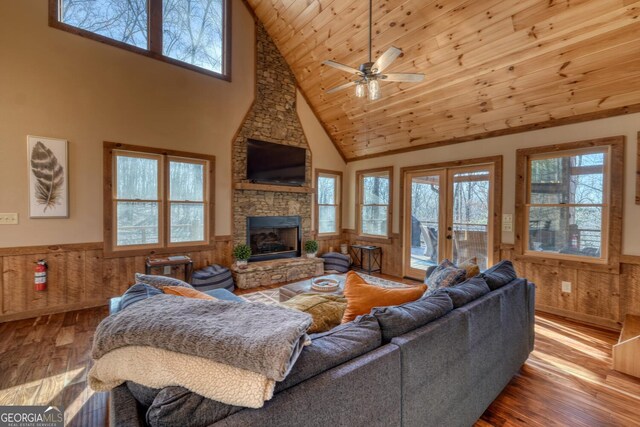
[[561, 281, 572, 293], [502, 214, 513, 224], [502, 223, 513, 232], [0, 213, 18, 225], [163, 266, 172, 275]]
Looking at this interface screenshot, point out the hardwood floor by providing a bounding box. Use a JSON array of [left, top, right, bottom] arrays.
[[0, 302, 639, 426]]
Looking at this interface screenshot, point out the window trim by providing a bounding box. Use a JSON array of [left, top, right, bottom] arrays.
[[515, 136, 624, 271], [49, 0, 232, 81], [356, 166, 394, 240], [104, 141, 215, 258], [314, 169, 342, 239]]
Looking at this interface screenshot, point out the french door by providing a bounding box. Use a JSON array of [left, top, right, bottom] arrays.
[[403, 163, 495, 280]]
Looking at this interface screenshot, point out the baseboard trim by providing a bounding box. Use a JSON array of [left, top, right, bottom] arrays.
[[0, 300, 108, 324], [536, 305, 622, 331]]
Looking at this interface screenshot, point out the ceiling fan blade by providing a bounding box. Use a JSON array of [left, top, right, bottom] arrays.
[[322, 60, 362, 75], [325, 81, 357, 94], [381, 73, 425, 83], [372, 46, 402, 74]]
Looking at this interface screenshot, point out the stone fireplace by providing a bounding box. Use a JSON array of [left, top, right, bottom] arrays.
[[247, 216, 301, 261], [232, 23, 313, 252]]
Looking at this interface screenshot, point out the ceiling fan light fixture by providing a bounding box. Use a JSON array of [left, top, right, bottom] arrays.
[[368, 78, 381, 100], [355, 82, 366, 98]]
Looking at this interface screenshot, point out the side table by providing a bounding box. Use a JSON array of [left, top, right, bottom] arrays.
[[350, 245, 382, 274], [145, 255, 193, 283]]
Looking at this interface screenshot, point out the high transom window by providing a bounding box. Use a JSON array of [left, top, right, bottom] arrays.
[[50, 0, 230, 78]]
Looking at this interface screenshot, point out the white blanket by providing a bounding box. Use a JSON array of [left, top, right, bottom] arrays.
[[89, 346, 275, 408]]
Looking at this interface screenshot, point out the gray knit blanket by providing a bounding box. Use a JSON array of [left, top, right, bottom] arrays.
[[92, 295, 312, 381]]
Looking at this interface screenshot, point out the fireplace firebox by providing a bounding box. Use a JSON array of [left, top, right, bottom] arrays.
[[247, 216, 301, 262]]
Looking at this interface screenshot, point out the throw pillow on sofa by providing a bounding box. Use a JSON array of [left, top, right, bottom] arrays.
[[119, 283, 163, 312], [424, 259, 466, 292], [162, 286, 217, 300], [342, 271, 427, 323], [441, 277, 490, 308], [281, 293, 347, 333], [479, 260, 517, 291], [320, 252, 351, 273], [458, 257, 480, 279], [135, 273, 194, 290]]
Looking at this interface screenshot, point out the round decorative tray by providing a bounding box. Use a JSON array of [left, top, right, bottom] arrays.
[[311, 277, 340, 292]]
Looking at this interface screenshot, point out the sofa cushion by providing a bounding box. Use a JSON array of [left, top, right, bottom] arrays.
[[424, 259, 466, 291], [321, 252, 351, 273], [442, 277, 491, 308], [372, 291, 454, 343], [147, 386, 243, 427], [191, 264, 234, 292], [281, 293, 347, 333], [135, 273, 194, 290], [342, 271, 427, 323], [162, 286, 217, 300], [205, 288, 245, 302], [479, 260, 517, 291], [145, 314, 382, 426], [274, 314, 382, 392], [119, 284, 162, 312], [126, 381, 160, 408]]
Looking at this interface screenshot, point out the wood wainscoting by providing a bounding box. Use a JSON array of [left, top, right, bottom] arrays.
[[0, 238, 233, 323], [501, 245, 640, 330]]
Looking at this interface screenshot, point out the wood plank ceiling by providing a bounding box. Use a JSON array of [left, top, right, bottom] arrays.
[[245, 0, 640, 161]]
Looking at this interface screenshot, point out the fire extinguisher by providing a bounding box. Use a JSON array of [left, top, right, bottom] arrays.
[[34, 259, 47, 292]]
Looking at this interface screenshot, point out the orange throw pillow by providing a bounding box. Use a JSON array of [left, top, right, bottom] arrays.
[[341, 271, 427, 323], [163, 286, 216, 300]]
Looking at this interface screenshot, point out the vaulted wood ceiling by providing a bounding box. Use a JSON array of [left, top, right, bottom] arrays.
[[245, 0, 640, 161]]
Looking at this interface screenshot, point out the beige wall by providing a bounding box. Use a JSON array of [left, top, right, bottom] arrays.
[[297, 92, 346, 173], [345, 113, 640, 255], [0, 0, 343, 248]]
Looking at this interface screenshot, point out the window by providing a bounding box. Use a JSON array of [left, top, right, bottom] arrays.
[[357, 167, 393, 238], [104, 142, 215, 256], [315, 170, 341, 236], [50, 0, 230, 78], [517, 137, 624, 266]]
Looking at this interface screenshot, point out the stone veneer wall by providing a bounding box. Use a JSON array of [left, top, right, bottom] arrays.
[[232, 23, 312, 247]]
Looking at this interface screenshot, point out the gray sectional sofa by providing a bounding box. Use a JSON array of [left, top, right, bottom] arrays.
[[110, 263, 535, 427]]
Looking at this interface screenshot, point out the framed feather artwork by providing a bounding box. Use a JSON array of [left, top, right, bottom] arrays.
[[27, 136, 69, 218]]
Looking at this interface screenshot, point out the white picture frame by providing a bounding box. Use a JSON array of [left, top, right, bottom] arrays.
[[27, 135, 69, 218]]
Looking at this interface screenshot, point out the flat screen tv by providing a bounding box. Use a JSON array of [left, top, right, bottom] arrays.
[[246, 139, 306, 186]]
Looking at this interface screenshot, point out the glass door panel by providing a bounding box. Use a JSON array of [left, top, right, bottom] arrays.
[[448, 166, 493, 271], [404, 171, 445, 280]]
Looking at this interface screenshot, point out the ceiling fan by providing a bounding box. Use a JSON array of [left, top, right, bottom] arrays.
[[322, 0, 425, 100]]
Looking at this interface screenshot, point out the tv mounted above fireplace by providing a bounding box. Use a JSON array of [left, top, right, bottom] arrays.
[[246, 139, 306, 186]]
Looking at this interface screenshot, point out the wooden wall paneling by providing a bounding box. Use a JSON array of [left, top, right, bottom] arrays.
[[621, 263, 640, 317], [577, 269, 620, 321], [637, 134, 640, 205], [0, 240, 234, 323]]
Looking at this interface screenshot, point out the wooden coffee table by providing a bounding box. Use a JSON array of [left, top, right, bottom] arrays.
[[279, 274, 346, 302]]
